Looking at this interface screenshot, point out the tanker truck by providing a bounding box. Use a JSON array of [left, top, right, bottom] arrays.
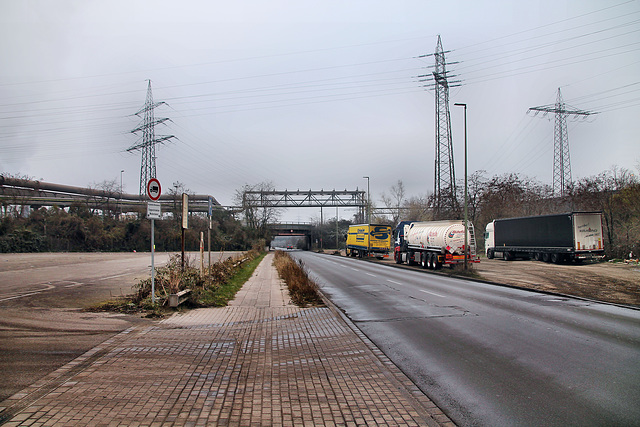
[[394, 220, 480, 269], [484, 212, 604, 263]]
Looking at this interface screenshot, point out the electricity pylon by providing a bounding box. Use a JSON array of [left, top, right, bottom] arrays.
[[128, 80, 175, 197], [419, 35, 461, 217], [528, 88, 594, 197]]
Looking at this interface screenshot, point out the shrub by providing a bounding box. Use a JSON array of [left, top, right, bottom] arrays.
[[132, 250, 262, 306], [273, 251, 324, 307]]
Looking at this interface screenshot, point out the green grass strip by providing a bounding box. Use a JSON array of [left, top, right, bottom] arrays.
[[194, 252, 267, 307]]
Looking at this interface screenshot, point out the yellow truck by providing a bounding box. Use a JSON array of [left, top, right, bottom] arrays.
[[345, 224, 393, 259]]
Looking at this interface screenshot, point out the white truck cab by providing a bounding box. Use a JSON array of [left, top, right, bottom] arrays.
[[484, 221, 495, 257]]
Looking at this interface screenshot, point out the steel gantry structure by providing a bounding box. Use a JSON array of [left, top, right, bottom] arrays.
[[242, 189, 366, 218]]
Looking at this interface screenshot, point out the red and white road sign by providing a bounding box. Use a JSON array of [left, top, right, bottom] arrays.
[[147, 178, 161, 201]]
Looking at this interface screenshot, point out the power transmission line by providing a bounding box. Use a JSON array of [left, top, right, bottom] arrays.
[[528, 88, 596, 196], [419, 35, 461, 217], [127, 81, 176, 197]]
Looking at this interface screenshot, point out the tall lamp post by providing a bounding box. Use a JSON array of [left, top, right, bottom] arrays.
[[454, 103, 468, 270], [363, 176, 370, 223], [120, 170, 124, 218]]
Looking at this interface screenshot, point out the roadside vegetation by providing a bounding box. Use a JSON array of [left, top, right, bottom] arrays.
[[91, 249, 266, 317], [0, 179, 268, 253], [375, 166, 640, 259], [273, 251, 324, 307], [442, 264, 484, 280], [2, 166, 638, 259]]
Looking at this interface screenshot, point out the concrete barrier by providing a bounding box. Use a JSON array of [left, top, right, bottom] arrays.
[[169, 289, 191, 307]]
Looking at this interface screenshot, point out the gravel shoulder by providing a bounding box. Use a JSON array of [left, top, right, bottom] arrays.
[[474, 258, 640, 306]]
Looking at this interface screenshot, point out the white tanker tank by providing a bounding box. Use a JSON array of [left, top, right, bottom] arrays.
[[405, 221, 468, 254], [395, 220, 479, 269]]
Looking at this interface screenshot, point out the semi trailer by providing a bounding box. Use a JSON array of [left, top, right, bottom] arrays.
[[394, 220, 480, 269], [345, 224, 392, 259], [484, 212, 604, 263]]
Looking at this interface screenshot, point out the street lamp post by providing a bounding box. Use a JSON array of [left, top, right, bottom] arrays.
[[363, 176, 370, 223], [120, 170, 124, 218], [454, 103, 468, 270]]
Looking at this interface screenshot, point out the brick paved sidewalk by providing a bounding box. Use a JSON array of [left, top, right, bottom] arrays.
[[0, 253, 452, 426]]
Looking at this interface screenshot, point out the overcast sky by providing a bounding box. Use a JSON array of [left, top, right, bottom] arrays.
[[1, 0, 639, 222]]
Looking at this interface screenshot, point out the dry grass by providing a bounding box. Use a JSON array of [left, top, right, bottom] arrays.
[[273, 251, 324, 307]]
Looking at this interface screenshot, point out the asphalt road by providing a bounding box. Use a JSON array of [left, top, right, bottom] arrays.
[[0, 251, 237, 402], [292, 251, 640, 426]]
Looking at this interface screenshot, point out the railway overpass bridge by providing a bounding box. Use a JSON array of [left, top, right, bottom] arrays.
[[266, 223, 315, 251]]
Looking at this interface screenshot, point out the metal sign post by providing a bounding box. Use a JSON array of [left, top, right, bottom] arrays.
[[200, 232, 204, 276], [181, 193, 189, 271], [208, 196, 213, 271], [146, 179, 162, 304], [151, 215, 155, 303]]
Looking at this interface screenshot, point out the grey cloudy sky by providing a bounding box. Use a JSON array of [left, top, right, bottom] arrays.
[[1, 0, 639, 222]]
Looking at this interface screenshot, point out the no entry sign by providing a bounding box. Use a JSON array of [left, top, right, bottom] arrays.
[[147, 178, 161, 201]]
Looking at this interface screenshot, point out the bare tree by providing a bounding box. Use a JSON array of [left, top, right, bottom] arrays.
[[402, 195, 432, 221], [168, 181, 192, 228], [457, 170, 488, 226], [381, 180, 406, 226], [86, 179, 119, 218], [235, 181, 282, 232], [571, 166, 639, 257], [1, 173, 36, 218]]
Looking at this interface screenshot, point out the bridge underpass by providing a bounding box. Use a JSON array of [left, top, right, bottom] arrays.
[[266, 223, 314, 251]]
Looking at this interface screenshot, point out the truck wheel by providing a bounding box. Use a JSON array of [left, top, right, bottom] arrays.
[[503, 251, 512, 261], [542, 253, 550, 263], [551, 253, 559, 264], [394, 251, 402, 264], [487, 249, 494, 259], [428, 253, 435, 269], [420, 253, 427, 269], [435, 257, 443, 270]]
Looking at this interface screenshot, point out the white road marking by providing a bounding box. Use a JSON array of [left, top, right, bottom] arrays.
[[0, 282, 56, 302], [365, 272, 376, 277], [419, 289, 445, 298], [386, 279, 444, 297], [96, 273, 130, 281], [0, 291, 42, 302], [64, 282, 83, 288]]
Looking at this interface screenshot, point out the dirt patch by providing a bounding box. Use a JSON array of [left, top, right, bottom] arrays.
[[472, 259, 640, 306]]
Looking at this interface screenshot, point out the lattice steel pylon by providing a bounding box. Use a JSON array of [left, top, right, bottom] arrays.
[[128, 80, 175, 197], [528, 88, 594, 197], [432, 35, 460, 217]]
